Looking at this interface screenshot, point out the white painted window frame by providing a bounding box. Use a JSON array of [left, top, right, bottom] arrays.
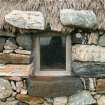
[[32, 34, 72, 76]]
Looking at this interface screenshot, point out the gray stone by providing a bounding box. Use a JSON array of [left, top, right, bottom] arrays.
[[0, 78, 12, 99], [72, 45, 105, 62], [4, 38, 18, 50], [72, 62, 105, 77], [60, 9, 97, 29], [0, 37, 6, 52], [15, 49, 31, 55], [5, 10, 45, 30], [27, 77, 83, 97], [68, 91, 96, 105], [16, 35, 32, 50], [99, 34, 105, 46]]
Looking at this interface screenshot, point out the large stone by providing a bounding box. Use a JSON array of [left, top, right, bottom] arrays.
[[4, 38, 18, 50], [99, 34, 105, 46], [0, 37, 6, 52], [72, 62, 105, 77], [60, 9, 97, 29], [5, 10, 45, 30], [0, 64, 31, 76], [16, 34, 32, 50], [0, 53, 31, 64], [27, 77, 83, 97], [16, 94, 45, 105], [0, 78, 12, 99], [72, 45, 105, 62], [68, 91, 96, 105]]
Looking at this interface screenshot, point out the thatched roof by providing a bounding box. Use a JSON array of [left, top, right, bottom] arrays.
[[0, 0, 105, 32]]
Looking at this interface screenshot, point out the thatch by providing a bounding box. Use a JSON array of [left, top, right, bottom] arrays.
[[0, 0, 105, 32]]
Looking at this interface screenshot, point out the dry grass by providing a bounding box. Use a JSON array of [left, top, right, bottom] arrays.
[[0, 0, 105, 32]]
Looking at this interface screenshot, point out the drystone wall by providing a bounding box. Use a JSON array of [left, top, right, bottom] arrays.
[[1, 9, 105, 105]]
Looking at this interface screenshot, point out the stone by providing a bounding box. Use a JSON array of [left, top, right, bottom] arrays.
[[72, 45, 105, 62], [96, 79, 105, 92], [15, 49, 31, 55], [5, 10, 45, 30], [0, 100, 19, 105], [95, 95, 105, 105], [0, 78, 12, 99], [99, 34, 105, 46], [3, 49, 13, 53], [0, 37, 6, 52], [3, 76, 22, 81], [20, 88, 27, 95], [68, 91, 96, 105], [72, 33, 88, 44], [0, 64, 31, 76], [16, 81, 23, 93], [72, 62, 105, 77], [27, 76, 83, 97], [60, 9, 97, 29], [4, 38, 18, 50], [88, 32, 99, 45], [16, 94, 45, 105], [89, 78, 96, 91], [53, 97, 68, 105], [16, 34, 32, 50], [0, 31, 15, 37], [0, 53, 31, 64], [11, 81, 16, 90]]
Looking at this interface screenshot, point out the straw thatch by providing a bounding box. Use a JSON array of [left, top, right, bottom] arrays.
[[0, 0, 105, 32]]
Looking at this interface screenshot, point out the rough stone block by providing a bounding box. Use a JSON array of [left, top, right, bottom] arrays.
[[27, 76, 83, 97], [5, 10, 45, 30], [60, 9, 97, 29], [96, 79, 105, 92], [0, 53, 31, 64], [72, 62, 105, 77], [0, 64, 31, 76], [72, 45, 105, 62]]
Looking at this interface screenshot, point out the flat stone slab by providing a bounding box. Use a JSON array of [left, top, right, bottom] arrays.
[[72, 62, 105, 77], [27, 76, 83, 97], [0, 64, 31, 76], [5, 10, 45, 30], [0, 53, 31, 64], [72, 45, 105, 62], [60, 9, 97, 29]]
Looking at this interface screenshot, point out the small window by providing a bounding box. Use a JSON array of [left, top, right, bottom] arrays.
[[32, 33, 72, 76]]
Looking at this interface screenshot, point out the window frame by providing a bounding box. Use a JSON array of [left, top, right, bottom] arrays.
[[32, 33, 72, 76]]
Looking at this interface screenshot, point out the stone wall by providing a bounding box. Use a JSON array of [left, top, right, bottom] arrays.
[[1, 9, 105, 105]]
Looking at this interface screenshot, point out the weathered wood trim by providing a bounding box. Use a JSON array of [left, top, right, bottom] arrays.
[[32, 34, 72, 76]]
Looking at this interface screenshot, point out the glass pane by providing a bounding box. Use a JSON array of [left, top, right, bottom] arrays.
[[40, 36, 66, 70]]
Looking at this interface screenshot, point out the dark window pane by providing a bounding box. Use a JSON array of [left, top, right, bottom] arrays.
[[40, 36, 66, 70]]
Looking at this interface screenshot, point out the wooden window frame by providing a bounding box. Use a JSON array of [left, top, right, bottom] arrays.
[[32, 33, 72, 76]]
